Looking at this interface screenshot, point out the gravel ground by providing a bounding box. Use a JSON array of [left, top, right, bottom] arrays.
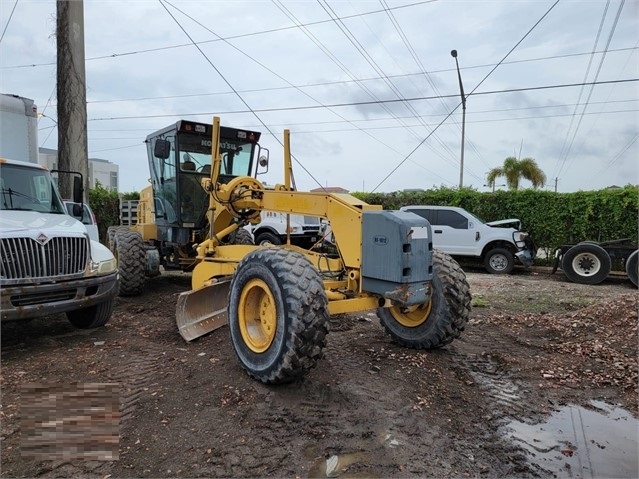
[[1, 265, 637, 478]]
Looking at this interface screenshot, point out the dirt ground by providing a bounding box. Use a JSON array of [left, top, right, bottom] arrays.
[[1, 264, 637, 478]]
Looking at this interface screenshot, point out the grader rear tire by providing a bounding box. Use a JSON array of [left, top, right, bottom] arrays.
[[107, 225, 130, 251], [228, 248, 329, 384], [114, 230, 146, 296], [231, 228, 254, 245], [377, 249, 471, 349]]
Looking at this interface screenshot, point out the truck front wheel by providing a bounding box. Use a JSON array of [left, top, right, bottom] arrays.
[[561, 242, 611, 285], [66, 300, 114, 329], [255, 231, 281, 246], [484, 247, 515, 274]]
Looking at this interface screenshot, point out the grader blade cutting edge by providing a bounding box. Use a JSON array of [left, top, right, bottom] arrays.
[[176, 279, 231, 341]]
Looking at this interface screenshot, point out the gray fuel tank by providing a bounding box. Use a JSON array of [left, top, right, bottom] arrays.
[[361, 210, 433, 306]]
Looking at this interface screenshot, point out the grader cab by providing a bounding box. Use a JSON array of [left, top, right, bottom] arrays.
[[107, 120, 263, 295], [167, 116, 472, 384]]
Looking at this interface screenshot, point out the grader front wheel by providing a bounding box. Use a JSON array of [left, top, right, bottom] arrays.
[[377, 249, 471, 349], [228, 248, 329, 384]]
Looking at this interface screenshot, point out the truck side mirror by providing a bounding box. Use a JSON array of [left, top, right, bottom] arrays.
[[72, 202, 83, 217], [72, 175, 83, 203], [154, 139, 171, 159]]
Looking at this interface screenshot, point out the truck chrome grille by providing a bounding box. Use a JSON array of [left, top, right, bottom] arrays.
[[0, 237, 88, 280]]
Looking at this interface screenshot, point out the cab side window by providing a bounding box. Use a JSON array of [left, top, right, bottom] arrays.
[[407, 208, 435, 224], [437, 210, 468, 229]]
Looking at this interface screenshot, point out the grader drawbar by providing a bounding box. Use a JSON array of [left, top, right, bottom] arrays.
[[122, 116, 471, 384]]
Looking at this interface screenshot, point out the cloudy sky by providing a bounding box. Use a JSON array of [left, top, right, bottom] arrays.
[[1, 0, 637, 194]]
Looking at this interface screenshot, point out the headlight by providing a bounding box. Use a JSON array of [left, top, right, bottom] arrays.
[[87, 258, 117, 275]]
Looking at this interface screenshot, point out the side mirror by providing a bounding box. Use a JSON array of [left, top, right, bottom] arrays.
[[72, 202, 83, 217], [256, 146, 269, 175], [154, 139, 171, 159], [72, 175, 83, 203]]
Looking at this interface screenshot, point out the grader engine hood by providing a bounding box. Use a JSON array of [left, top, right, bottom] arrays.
[[361, 210, 433, 307]]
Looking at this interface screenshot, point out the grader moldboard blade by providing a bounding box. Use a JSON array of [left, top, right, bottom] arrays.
[[176, 279, 231, 341]]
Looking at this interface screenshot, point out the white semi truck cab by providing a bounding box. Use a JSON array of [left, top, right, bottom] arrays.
[[0, 158, 119, 328]]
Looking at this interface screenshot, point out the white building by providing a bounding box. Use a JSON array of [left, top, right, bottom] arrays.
[[38, 147, 119, 191]]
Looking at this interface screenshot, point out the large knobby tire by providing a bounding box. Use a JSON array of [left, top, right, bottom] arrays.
[[561, 242, 611, 285], [255, 231, 282, 246], [231, 228, 254, 245], [377, 249, 471, 349], [66, 300, 114, 329], [107, 225, 130, 251], [114, 230, 146, 296], [228, 248, 329, 384], [484, 247, 515, 274], [625, 250, 638, 288]]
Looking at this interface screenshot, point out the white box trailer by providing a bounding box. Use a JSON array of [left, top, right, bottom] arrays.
[[0, 93, 39, 164]]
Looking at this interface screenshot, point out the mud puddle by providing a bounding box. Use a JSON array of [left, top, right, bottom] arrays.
[[504, 400, 638, 478]]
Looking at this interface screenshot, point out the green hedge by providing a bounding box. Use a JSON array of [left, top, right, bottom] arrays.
[[354, 186, 639, 257], [88, 183, 638, 261], [87, 183, 139, 243]]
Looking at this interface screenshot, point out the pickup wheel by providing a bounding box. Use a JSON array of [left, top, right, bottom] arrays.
[[255, 231, 281, 246], [228, 248, 329, 384], [66, 299, 114, 329], [625, 250, 638, 288], [561, 242, 611, 285], [484, 247, 515, 274], [114, 230, 146, 296], [377, 250, 471, 349]]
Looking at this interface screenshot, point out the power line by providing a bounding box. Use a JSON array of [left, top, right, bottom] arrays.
[[163, 0, 452, 185], [601, 131, 638, 169], [370, 0, 561, 192], [86, 78, 637, 121], [315, 0, 462, 172], [1, 0, 438, 69], [83, 106, 638, 139], [0, 0, 18, 45], [73, 46, 638, 106], [159, 0, 325, 190], [556, 0, 626, 179], [554, 0, 610, 174]]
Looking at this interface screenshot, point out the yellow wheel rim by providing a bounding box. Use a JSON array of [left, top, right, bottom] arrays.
[[238, 278, 277, 353], [389, 300, 433, 328]]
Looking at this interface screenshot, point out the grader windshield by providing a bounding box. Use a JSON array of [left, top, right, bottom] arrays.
[[146, 120, 261, 229]]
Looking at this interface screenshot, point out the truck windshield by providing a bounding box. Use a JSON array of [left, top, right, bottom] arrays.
[[177, 132, 254, 176], [0, 163, 66, 214]]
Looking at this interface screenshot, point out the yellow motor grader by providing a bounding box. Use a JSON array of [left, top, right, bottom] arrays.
[[114, 116, 471, 384]]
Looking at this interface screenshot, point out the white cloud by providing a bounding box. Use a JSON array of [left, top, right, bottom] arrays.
[[1, 0, 637, 194]]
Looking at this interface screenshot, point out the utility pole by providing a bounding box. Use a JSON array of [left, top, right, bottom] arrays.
[[554, 177, 559, 193], [451, 49, 466, 189], [56, 0, 88, 200]]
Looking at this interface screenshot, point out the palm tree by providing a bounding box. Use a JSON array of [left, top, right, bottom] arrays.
[[486, 157, 546, 190]]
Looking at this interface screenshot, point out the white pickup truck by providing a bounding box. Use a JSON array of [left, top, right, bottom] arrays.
[[0, 158, 119, 328], [401, 205, 536, 274], [247, 211, 322, 248]]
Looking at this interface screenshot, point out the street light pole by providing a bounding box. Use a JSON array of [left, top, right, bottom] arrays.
[[451, 49, 466, 189]]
